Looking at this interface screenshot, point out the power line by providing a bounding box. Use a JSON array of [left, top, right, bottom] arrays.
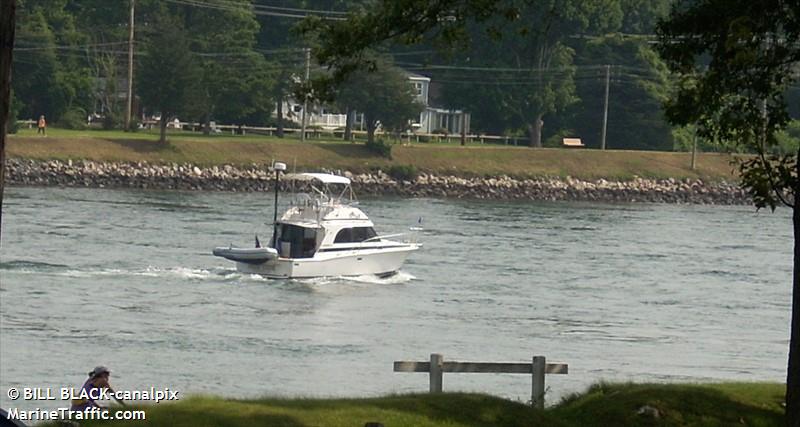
[[164, 0, 346, 20], [251, 1, 347, 16], [395, 62, 610, 73]]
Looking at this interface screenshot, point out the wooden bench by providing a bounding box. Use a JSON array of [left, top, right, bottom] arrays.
[[394, 353, 568, 409], [562, 137, 585, 148]]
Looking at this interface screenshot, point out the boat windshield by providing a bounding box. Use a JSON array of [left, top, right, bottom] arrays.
[[334, 227, 377, 243], [274, 223, 318, 258]]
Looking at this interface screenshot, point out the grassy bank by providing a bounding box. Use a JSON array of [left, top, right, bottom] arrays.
[[50, 382, 784, 427], [8, 128, 741, 181]]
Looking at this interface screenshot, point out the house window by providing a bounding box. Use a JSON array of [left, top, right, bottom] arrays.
[[414, 82, 423, 96]]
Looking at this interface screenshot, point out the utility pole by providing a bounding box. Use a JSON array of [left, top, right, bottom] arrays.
[[124, 0, 135, 130], [300, 47, 310, 142], [601, 64, 610, 150]]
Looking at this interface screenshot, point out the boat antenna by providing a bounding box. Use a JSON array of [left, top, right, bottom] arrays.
[[272, 162, 287, 248]]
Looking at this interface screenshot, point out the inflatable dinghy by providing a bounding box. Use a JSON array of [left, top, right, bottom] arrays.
[[212, 246, 278, 264]]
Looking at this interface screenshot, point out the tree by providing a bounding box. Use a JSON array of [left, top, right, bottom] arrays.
[[12, 1, 92, 123], [562, 36, 673, 150], [657, 2, 800, 425], [178, 0, 274, 132], [433, 17, 580, 146], [618, 0, 670, 34], [1, 0, 17, 246], [336, 61, 422, 145], [304, 0, 622, 147], [136, 13, 199, 143]]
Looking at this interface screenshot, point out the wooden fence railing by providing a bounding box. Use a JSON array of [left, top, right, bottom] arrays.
[[137, 120, 531, 146], [394, 353, 568, 409], [15, 118, 531, 146]]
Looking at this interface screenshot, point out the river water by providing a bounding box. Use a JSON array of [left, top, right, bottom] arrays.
[[0, 186, 792, 413]]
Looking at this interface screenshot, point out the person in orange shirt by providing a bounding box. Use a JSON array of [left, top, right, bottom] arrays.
[[37, 115, 46, 136]]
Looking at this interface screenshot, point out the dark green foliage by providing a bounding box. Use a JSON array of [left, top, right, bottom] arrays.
[[101, 111, 120, 131], [388, 164, 417, 181], [180, 0, 276, 131], [9, 0, 680, 152], [305, 0, 678, 151], [366, 138, 392, 159], [12, 3, 92, 123], [776, 120, 800, 155], [563, 36, 673, 150], [57, 106, 87, 130], [136, 13, 199, 143], [8, 91, 20, 134]]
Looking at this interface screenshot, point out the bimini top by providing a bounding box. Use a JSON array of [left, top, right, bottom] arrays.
[[284, 173, 350, 185]]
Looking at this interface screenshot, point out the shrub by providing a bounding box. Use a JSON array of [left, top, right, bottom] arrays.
[[126, 117, 140, 132], [388, 164, 417, 181], [102, 112, 121, 130], [366, 138, 393, 159], [544, 129, 577, 148], [58, 107, 88, 130]]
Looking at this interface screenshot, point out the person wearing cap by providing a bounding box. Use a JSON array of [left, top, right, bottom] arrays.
[[70, 366, 125, 411]]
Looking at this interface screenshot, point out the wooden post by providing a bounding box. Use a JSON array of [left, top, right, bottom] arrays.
[[532, 356, 545, 409], [429, 353, 443, 393]]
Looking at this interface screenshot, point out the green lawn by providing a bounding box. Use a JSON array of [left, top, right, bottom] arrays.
[[45, 383, 784, 427], [8, 127, 742, 181]]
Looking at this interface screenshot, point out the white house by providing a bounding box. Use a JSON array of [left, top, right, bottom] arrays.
[[407, 72, 470, 135], [280, 100, 347, 130], [281, 71, 471, 134]]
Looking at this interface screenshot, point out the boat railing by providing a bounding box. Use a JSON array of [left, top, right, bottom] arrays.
[[289, 189, 358, 209], [363, 227, 422, 244]]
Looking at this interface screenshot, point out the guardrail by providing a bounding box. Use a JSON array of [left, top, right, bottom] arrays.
[[394, 353, 568, 409]]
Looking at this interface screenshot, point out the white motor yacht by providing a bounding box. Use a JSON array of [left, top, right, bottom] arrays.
[[213, 166, 421, 278]]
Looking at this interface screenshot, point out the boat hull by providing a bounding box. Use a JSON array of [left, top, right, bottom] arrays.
[[235, 244, 419, 278]]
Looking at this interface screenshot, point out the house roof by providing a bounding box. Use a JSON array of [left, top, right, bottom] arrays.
[[405, 71, 431, 82]]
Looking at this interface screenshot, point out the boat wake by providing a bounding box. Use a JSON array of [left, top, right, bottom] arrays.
[[1, 260, 228, 281], [291, 271, 416, 287], [2, 259, 415, 288]]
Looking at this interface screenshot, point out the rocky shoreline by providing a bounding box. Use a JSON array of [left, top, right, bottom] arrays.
[[6, 159, 750, 204]]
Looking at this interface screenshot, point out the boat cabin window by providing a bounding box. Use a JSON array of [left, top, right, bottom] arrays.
[[275, 224, 318, 258], [334, 227, 377, 243]]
